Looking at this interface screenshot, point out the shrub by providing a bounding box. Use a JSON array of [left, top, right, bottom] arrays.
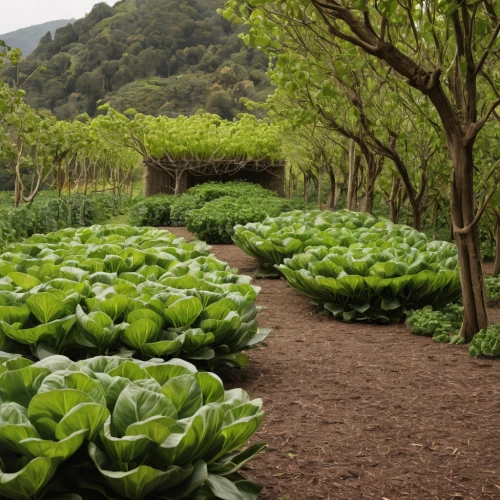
[[0, 193, 131, 250], [486, 277, 500, 301], [187, 196, 308, 244], [0, 354, 265, 499], [187, 181, 278, 203], [170, 195, 203, 226], [0, 225, 268, 368], [128, 182, 286, 229], [234, 209, 461, 322], [470, 323, 500, 357], [128, 195, 174, 226], [406, 304, 464, 343]]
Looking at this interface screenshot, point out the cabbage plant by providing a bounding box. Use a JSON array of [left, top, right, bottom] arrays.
[[469, 323, 500, 357], [0, 225, 269, 367], [234, 210, 461, 322], [0, 353, 265, 499]]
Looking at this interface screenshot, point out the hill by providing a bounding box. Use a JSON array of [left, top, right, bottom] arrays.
[[0, 19, 75, 56], [4, 0, 272, 120]]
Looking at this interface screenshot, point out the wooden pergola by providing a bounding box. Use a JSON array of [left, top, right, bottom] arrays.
[[143, 157, 286, 196]]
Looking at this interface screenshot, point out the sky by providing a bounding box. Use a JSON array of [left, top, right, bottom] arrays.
[[0, 0, 115, 35]]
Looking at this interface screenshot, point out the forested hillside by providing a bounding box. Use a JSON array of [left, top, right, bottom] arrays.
[[0, 19, 75, 56], [4, 0, 272, 119]]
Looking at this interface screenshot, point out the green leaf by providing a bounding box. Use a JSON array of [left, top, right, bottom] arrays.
[[163, 297, 203, 328], [112, 385, 177, 436], [90, 295, 131, 322], [0, 457, 58, 500], [28, 389, 95, 439], [0, 305, 30, 326], [88, 443, 195, 500], [161, 374, 203, 419], [122, 319, 162, 349], [8, 272, 42, 291], [26, 293, 67, 324], [205, 474, 245, 500]]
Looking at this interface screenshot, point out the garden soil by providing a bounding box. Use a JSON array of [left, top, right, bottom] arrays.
[[165, 227, 500, 500]]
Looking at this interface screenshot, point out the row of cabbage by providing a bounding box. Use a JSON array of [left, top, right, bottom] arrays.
[[234, 210, 462, 322], [0, 354, 264, 499], [0, 225, 268, 499], [0, 225, 268, 368]]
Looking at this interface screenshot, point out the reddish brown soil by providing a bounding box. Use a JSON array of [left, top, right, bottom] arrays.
[[165, 227, 500, 500]]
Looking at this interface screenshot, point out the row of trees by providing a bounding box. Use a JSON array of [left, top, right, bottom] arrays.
[[4, 0, 500, 341], [223, 0, 500, 341], [0, 43, 141, 205]]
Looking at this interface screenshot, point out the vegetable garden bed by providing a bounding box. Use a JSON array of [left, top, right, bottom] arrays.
[[165, 226, 500, 500], [234, 210, 461, 322], [0, 225, 268, 368], [0, 225, 268, 499]]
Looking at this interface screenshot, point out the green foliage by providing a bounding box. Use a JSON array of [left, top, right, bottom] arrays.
[[486, 277, 500, 301], [10, 0, 272, 119], [187, 196, 308, 244], [0, 354, 265, 499], [128, 195, 174, 227], [170, 196, 204, 227], [406, 304, 464, 343], [187, 181, 278, 202], [128, 182, 291, 232], [99, 111, 283, 162], [234, 209, 462, 322], [0, 193, 131, 250], [470, 323, 500, 357], [0, 225, 268, 368]]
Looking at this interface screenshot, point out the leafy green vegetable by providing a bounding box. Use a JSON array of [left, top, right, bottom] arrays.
[[406, 304, 464, 342], [0, 193, 133, 252], [486, 277, 500, 301], [0, 225, 268, 368], [0, 355, 265, 499], [470, 323, 500, 357], [131, 181, 291, 231], [234, 209, 461, 322], [187, 196, 308, 244]]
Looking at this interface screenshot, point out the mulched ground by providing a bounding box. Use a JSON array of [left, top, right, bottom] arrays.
[[166, 227, 500, 500]]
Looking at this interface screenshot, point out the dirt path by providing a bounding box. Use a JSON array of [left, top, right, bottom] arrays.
[[166, 227, 500, 500]]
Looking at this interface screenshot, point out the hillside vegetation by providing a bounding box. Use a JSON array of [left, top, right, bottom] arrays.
[[4, 0, 271, 119], [0, 19, 75, 56]]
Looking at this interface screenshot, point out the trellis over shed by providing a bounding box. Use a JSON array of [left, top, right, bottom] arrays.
[[144, 158, 286, 197]]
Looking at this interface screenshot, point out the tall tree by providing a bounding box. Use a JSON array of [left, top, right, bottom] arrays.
[[225, 0, 500, 340]]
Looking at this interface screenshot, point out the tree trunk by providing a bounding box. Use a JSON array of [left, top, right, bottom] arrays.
[[450, 140, 488, 341], [388, 176, 401, 223], [334, 184, 342, 210], [361, 156, 376, 214], [317, 170, 323, 210], [174, 171, 181, 196], [493, 213, 500, 277], [412, 203, 422, 231], [347, 140, 360, 211], [57, 167, 63, 197], [14, 172, 22, 208], [326, 168, 336, 211], [84, 160, 89, 196], [67, 160, 71, 197], [14, 145, 23, 208], [362, 186, 374, 213], [288, 165, 293, 199]]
